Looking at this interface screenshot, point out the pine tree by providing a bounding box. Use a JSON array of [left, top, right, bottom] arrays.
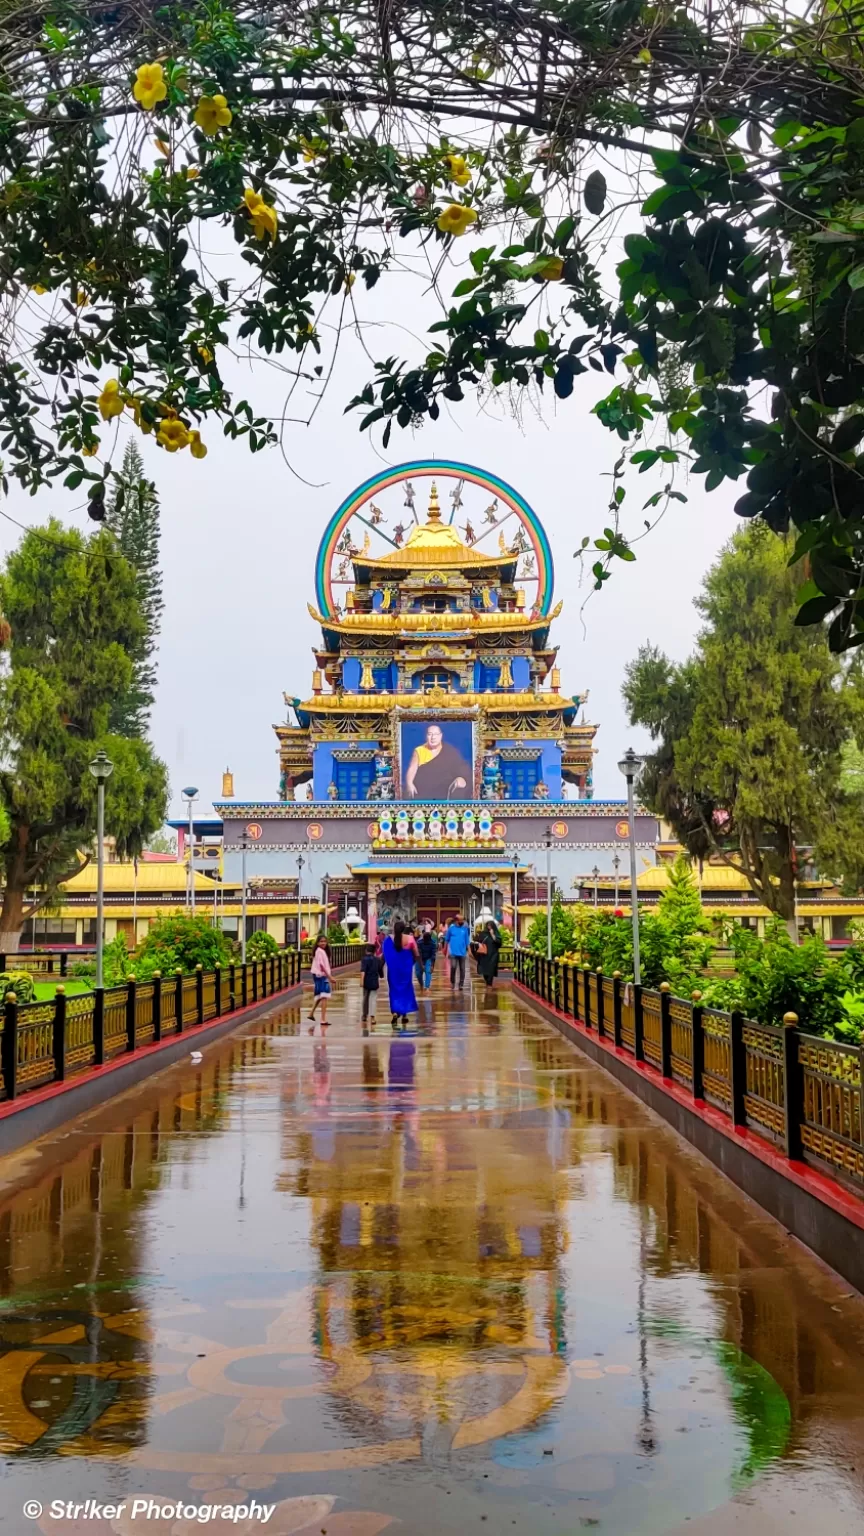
[[106, 441, 163, 735]]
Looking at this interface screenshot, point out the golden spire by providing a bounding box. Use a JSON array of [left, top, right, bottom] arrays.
[[427, 482, 442, 525]]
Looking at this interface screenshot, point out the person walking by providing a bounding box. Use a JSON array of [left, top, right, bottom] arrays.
[[444, 913, 470, 991], [308, 934, 332, 1027], [383, 919, 418, 1028], [360, 942, 383, 1027], [473, 919, 503, 991], [417, 925, 437, 990]]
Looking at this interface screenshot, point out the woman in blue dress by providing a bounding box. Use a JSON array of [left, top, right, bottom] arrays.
[[383, 919, 418, 1029]]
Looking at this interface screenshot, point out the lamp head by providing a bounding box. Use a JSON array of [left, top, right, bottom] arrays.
[[617, 747, 643, 782], [182, 786, 199, 801], [88, 749, 114, 782]]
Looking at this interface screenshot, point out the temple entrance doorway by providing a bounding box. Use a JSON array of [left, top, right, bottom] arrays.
[[375, 884, 481, 934], [416, 894, 463, 930]]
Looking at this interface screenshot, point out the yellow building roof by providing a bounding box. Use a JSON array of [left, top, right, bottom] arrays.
[[62, 861, 218, 895], [636, 863, 832, 893]]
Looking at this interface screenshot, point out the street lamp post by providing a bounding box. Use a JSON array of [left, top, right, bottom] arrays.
[[322, 871, 330, 940], [238, 829, 251, 963], [182, 786, 199, 914], [592, 864, 600, 910], [544, 825, 553, 961], [296, 854, 305, 957], [511, 853, 520, 944], [613, 852, 621, 909], [618, 748, 644, 985], [88, 751, 114, 989]]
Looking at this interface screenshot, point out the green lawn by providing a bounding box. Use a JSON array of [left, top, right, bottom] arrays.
[[30, 978, 93, 1001]]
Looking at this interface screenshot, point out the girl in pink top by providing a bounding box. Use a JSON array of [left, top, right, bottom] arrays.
[[308, 936, 332, 1027]]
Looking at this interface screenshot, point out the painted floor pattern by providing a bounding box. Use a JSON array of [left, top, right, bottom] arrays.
[[0, 971, 862, 1535]]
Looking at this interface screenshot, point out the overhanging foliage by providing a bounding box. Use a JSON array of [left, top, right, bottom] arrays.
[[6, 0, 864, 638]]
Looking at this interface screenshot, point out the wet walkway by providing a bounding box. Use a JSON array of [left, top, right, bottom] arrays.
[[0, 972, 863, 1535]]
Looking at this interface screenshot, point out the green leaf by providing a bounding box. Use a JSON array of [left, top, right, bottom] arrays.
[[795, 595, 837, 625], [641, 184, 677, 216]]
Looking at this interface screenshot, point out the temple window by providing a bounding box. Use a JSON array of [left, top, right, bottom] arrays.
[[501, 759, 541, 799], [409, 595, 455, 613], [334, 760, 376, 800], [413, 667, 456, 692]]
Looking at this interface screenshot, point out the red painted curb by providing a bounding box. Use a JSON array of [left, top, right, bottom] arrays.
[[513, 978, 864, 1234]]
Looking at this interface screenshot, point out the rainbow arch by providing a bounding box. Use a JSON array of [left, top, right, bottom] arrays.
[[314, 460, 554, 619]]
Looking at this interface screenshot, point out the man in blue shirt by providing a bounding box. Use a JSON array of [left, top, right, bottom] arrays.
[[445, 914, 470, 990]]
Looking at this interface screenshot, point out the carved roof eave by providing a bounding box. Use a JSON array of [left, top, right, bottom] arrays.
[[310, 602, 561, 636], [291, 691, 576, 714], [352, 552, 518, 576]]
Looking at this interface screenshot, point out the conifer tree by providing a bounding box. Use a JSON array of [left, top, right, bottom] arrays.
[[625, 526, 864, 929], [106, 442, 163, 736]]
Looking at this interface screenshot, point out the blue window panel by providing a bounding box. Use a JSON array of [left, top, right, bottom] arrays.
[[477, 663, 499, 691], [373, 665, 395, 690], [502, 759, 540, 799], [335, 760, 375, 800]]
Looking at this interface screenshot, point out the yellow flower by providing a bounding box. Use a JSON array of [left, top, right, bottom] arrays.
[[345, 272, 356, 290], [76, 289, 89, 307], [443, 153, 471, 186], [184, 166, 200, 179], [128, 398, 154, 435], [539, 256, 564, 281], [157, 417, 190, 452], [436, 203, 478, 237], [155, 137, 171, 156], [244, 187, 278, 240], [82, 441, 99, 457], [197, 345, 213, 364], [299, 136, 322, 162], [194, 94, 232, 137], [133, 62, 168, 113], [98, 378, 125, 421], [32, 283, 48, 295], [189, 430, 208, 459]]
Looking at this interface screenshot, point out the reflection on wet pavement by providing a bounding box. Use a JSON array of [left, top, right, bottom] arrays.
[[0, 974, 862, 1534]]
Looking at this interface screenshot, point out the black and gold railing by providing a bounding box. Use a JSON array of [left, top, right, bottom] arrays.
[[513, 948, 864, 1194], [0, 950, 303, 1103]]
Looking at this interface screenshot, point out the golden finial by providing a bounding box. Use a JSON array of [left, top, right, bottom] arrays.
[[427, 482, 442, 525]]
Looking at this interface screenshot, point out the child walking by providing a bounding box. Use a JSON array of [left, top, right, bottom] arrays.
[[360, 942, 383, 1026], [308, 935, 332, 1028]]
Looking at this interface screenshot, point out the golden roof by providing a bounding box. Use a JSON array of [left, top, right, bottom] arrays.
[[297, 689, 570, 712], [61, 861, 218, 894], [637, 863, 832, 892], [368, 483, 514, 569]]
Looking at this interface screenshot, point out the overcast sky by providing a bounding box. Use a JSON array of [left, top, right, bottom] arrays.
[[4, 261, 740, 817]]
